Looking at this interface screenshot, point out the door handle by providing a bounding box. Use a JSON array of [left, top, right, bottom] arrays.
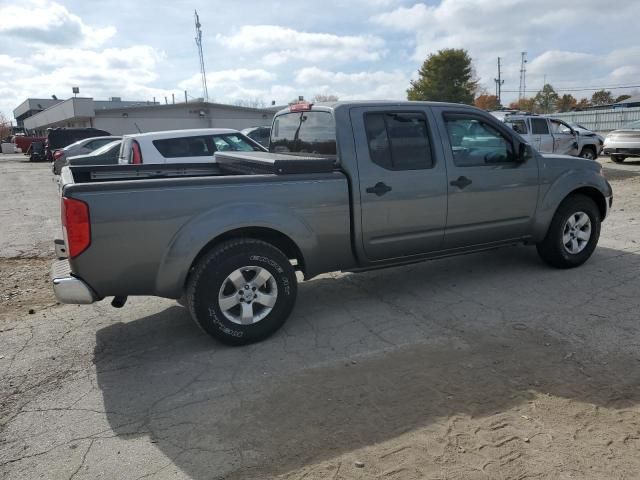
[[366, 182, 392, 196], [450, 176, 472, 189]]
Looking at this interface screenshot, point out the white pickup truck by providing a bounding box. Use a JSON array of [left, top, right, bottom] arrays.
[[504, 114, 600, 160]]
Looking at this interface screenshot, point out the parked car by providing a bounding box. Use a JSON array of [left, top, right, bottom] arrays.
[[67, 140, 122, 167], [603, 119, 640, 163], [52, 136, 121, 174], [503, 114, 601, 159], [241, 126, 271, 147], [118, 128, 266, 165], [52, 101, 612, 345], [570, 123, 605, 157], [45, 128, 111, 162]]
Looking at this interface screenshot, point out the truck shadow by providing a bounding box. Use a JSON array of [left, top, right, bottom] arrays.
[[94, 245, 640, 479]]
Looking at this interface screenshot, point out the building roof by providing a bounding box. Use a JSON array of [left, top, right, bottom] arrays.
[[615, 94, 640, 105]]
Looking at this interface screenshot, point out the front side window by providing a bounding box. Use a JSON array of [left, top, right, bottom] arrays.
[[212, 134, 259, 152], [550, 120, 572, 135], [444, 116, 515, 167], [364, 112, 433, 170], [531, 118, 550, 135]]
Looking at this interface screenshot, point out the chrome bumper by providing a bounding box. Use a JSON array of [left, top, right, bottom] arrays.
[[51, 259, 96, 304]]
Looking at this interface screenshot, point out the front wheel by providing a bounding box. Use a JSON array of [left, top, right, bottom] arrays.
[[579, 147, 597, 160], [186, 239, 297, 345], [536, 194, 601, 269]]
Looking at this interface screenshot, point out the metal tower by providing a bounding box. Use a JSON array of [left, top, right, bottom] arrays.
[[518, 52, 527, 101], [494, 57, 504, 106], [194, 10, 209, 102]]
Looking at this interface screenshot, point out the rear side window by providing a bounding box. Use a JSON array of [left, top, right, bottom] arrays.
[[506, 119, 528, 134], [364, 112, 433, 170], [531, 118, 550, 135], [270, 111, 336, 156], [153, 136, 213, 158]]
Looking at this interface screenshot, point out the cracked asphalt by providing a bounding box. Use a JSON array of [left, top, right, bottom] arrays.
[[1, 153, 640, 479]]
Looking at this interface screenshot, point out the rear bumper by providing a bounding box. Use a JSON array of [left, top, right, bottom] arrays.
[[51, 258, 96, 304]]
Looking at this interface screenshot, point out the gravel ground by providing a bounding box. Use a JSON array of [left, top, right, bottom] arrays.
[[0, 154, 639, 479]]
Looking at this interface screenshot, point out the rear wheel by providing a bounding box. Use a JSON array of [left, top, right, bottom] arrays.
[[536, 194, 601, 269], [186, 239, 297, 345], [611, 154, 626, 163]]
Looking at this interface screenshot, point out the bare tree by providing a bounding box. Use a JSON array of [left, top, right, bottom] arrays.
[[234, 98, 267, 108], [0, 112, 12, 142], [312, 94, 339, 103]]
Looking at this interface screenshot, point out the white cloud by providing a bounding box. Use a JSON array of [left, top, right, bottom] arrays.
[[0, 0, 115, 47], [372, 0, 640, 102], [216, 25, 386, 66], [294, 67, 410, 99]]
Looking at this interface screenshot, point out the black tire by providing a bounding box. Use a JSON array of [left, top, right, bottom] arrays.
[[611, 155, 626, 163], [186, 239, 297, 345], [579, 146, 597, 160], [536, 194, 601, 269]]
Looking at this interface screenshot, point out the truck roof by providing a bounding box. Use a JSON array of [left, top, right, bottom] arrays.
[[275, 100, 486, 116]]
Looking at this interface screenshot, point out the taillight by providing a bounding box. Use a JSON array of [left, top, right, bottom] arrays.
[[61, 197, 90, 258], [53, 150, 63, 160], [131, 140, 142, 164], [289, 102, 313, 112]]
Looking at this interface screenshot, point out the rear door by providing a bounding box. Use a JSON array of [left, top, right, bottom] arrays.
[[530, 118, 553, 153], [350, 106, 448, 260], [435, 108, 539, 249]]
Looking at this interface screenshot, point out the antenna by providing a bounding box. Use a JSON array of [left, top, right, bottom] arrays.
[[494, 57, 504, 106], [518, 52, 527, 101], [194, 10, 209, 103]]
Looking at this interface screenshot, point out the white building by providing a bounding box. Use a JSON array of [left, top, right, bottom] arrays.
[[18, 97, 277, 136]]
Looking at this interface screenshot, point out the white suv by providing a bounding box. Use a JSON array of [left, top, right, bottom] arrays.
[[118, 128, 266, 165]]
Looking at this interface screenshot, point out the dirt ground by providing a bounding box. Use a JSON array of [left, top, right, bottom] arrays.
[[1, 154, 640, 479]]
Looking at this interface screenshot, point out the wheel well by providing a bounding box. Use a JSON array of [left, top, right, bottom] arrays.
[[581, 144, 596, 154], [568, 187, 607, 219], [187, 227, 306, 284]]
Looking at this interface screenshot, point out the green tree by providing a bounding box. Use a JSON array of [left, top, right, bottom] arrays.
[[615, 94, 632, 103], [407, 48, 477, 104], [534, 84, 559, 113], [591, 89, 614, 106], [555, 94, 577, 112]]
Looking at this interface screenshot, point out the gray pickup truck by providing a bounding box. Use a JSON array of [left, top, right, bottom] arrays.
[[52, 101, 613, 345]]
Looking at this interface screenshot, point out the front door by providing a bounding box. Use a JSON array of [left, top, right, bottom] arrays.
[[550, 119, 578, 155], [436, 109, 539, 249], [530, 118, 554, 153], [350, 107, 448, 261]]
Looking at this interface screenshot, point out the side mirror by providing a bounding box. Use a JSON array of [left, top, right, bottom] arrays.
[[517, 142, 531, 163]]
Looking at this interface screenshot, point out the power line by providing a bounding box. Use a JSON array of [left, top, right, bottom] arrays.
[[503, 84, 640, 93]]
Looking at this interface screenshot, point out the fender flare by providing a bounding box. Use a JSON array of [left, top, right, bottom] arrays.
[[154, 202, 316, 298], [532, 169, 611, 241]]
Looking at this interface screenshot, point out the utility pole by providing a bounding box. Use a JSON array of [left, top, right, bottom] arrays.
[[194, 10, 209, 103], [518, 51, 527, 101], [494, 57, 504, 106]]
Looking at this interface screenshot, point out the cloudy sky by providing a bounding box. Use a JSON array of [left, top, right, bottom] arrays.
[[1, 0, 639, 119]]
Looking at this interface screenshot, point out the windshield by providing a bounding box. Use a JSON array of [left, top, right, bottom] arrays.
[[212, 133, 261, 152], [622, 119, 640, 129], [90, 140, 121, 155], [270, 111, 336, 156]]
